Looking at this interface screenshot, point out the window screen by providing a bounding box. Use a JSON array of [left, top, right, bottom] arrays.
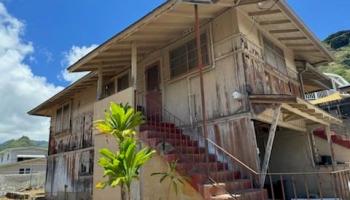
[[169, 33, 209, 78], [263, 37, 287, 74]]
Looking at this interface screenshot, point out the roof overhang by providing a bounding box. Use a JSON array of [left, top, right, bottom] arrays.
[[239, 0, 334, 65], [66, 0, 333, 73], [296, 61, 333, 92], [250, 95, 342, 126], [28, 73, 98, 116]]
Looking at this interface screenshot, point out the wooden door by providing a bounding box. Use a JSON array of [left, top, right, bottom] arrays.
[[145, 63, 162, 121]]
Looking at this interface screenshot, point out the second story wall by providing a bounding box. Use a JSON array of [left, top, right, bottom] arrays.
[[236, 8, 301, 97], [49, 84, 96, 155]]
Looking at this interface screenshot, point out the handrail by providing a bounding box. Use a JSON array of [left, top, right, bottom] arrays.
[[207, 138, 258, 175], [137, 94, 350, 198]]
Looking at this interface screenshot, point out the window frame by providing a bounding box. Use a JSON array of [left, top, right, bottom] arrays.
[[55, 102, 72, 134], [262, 36, 287, 75], [169, 32, 210, 79]]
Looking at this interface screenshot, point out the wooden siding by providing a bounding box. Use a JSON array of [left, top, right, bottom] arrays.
[[46, 85, 96, 199]]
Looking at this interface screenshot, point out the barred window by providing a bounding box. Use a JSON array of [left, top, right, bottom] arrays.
[[169, 33, 209, 78], [263, 37, 287, 74]]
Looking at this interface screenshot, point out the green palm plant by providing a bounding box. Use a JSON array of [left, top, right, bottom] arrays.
[[97, 138, 155, 200], [95, 103, 155, 200], [151, 160, 187, 200], [94, 102, 144, 142]]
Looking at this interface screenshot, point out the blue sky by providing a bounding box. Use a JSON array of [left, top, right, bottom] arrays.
[[3, 0, 350, 87], [0, 0, 349, 142]]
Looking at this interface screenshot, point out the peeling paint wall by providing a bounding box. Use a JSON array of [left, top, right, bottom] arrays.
[[46, 85, 96, 200]]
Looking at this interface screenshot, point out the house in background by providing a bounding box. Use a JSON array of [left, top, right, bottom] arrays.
[[29, 0, 349, 199], [0, 146, 46, 175]]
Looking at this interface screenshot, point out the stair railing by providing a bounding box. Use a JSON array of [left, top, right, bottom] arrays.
[[136, 94, 260, 197], [136, 94, 350, 199]]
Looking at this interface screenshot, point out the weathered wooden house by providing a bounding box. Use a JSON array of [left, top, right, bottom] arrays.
[[29, 0, 350, 199]]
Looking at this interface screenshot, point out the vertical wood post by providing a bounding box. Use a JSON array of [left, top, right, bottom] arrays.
[[96, 66, 103, 100], [260, 104, 281, 187], [194, 4, 210, 176], [325, 125, 337, 169], [131, 42, 137, 107]]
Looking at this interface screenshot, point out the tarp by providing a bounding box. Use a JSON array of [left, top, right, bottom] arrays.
[[310, 92, 349, 105]]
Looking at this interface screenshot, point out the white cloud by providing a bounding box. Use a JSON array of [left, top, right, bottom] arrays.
[[0, 3, 63, 142], [60, 44, 97, 83]]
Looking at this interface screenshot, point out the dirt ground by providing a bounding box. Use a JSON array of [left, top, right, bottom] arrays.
[[0, 188, 45, 200]]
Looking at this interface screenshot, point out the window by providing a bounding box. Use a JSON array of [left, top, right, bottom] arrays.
[[25, 168, 31, 174], [55, 103, 71, 133], [263, 37, 287, 74], [117, 74, 129, 92], [169, 33, 209, 78], [103, 81, 115, 97], [19, 168, 24, 174]]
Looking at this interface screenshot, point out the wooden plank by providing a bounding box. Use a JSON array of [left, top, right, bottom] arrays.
[[325, 126, 337, 170], [283, 114, 303, 122], [131, 42, 137, 89], [282, 104, 329, 126], [293, 49, 320, 53], [249, 9, 281, 16], [259, 19, 291, 26], [260, 104, 282, 187], [285, 43, 314, 47], [269, 29, 299, 34], [279, 36, 307, 41]]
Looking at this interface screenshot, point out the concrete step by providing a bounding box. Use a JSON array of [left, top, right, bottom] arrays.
[[146, 137, 198, 147], [141, 130, 190, 140], [210, 189, 268, 200], [177, 162, 228, 174], [140, 125, 182, 134], [202, 179, 252, 198]]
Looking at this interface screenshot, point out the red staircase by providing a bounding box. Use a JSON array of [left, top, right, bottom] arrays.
[[314, 128, 350, 149], [139, 121, 267, 200]]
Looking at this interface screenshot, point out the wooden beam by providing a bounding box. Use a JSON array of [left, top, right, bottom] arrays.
[[259, 19, 291, 26], [249, 9, 281, 16], [260, 105, 281, 187], [283, 114, 303, 122], [279, 36, 307, 41], [285, 43, 314, 47], [293, 49, 320, 53], [282, 104, 329, 126], [325, 126, 337, 169], [269, 29, 299, 34], [166, 11, 214, 19], [131, 42, 137, 89], [96, 67, 103, 100], [147, 22, 192, 29]]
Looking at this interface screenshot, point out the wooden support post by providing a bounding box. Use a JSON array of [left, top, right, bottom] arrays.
[[131, 42, 137, 107], [325, 125, 337, 170], [96, 66, 103, 100], [307, 127, 319, 167], [260, 104, 281, 187]]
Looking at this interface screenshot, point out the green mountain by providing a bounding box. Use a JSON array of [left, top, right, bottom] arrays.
[[0, 136, 48, 152], [319, 30, 350, 81]]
